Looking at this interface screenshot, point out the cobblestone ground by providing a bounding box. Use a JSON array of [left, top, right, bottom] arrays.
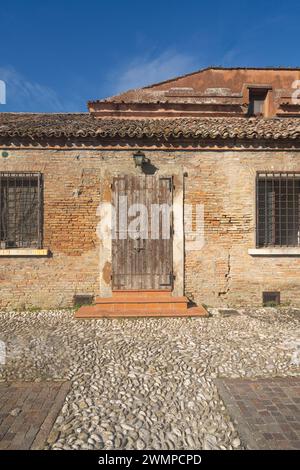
[[0, 307, 299, 450]]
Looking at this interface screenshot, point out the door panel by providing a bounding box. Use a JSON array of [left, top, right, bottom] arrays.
[[112, 175, 173, 290]]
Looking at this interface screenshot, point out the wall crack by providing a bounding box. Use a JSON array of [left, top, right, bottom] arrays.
[[218, 252, 231, 298]]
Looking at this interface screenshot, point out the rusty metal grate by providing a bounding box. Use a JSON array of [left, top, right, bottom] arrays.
[[263, 291, 280, 306], [256, 172, 300, 247], [73, 295, 94, 307], [0, 172, 43, 249]]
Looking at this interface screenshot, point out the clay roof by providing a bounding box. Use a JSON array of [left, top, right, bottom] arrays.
[[140, 66, 300, 89], [88, 66, 300, 107], [0, 113, 300, 141]]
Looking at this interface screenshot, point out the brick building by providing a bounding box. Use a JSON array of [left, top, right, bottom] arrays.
[[1, 67, 300, 313]]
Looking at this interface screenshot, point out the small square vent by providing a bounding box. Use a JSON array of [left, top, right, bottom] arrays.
[[73, 295, 94, 307], [263, 291, 280, 306]]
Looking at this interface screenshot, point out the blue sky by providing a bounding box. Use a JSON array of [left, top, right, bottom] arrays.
[[0, 0, 299, 112]]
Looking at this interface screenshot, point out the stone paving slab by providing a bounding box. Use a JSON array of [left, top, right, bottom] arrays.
[[0, 381, 70, 449], [216, 377, 300, 450]]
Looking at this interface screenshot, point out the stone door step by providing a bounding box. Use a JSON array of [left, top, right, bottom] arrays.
[[75, 291, 208, 318]]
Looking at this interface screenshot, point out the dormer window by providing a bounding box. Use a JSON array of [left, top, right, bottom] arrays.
[[248, 88, 268, 117], [248, 88, 268, 116]]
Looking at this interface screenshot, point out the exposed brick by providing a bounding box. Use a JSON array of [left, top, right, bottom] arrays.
[[0, 149, 300, 308], [0, 381, 70, 450], [216, 377, 300, 450]]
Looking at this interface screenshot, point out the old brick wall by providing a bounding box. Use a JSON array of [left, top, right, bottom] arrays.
[[0, 147, 300, 308], [0, 150, 103, 308], [182, 150, 300, 307]]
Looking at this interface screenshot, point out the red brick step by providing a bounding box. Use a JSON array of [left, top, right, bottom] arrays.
[[75, 291, 208, 318]]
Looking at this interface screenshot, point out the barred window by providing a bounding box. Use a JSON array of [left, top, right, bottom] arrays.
[[0, 173, 43, 249], [256, 172, 300, 247]]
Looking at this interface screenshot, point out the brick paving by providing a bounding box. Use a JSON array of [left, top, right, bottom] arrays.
[[216, 377, 300, 450], [0, 381, 70, 450]]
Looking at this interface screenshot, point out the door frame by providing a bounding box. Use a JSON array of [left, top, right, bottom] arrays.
[[98, 171, 184, 298]]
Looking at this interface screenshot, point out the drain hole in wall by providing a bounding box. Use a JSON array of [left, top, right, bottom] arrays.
[[262, 291, 280, 306], [73, 295, 94, 307]]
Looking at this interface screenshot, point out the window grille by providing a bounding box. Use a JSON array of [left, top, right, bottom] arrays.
[[0, 172, 43, 249], [256, 172, 300, 247], [263, 291, 280, 306]]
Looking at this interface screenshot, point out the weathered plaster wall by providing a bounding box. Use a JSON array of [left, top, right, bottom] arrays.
[[0, 148, 300, 308]]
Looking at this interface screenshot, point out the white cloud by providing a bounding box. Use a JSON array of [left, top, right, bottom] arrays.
[[110, 50, 199, 94], [0, 66, 65, 112]]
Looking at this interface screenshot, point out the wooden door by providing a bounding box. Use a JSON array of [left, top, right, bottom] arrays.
[[112, 175, 173, 290]]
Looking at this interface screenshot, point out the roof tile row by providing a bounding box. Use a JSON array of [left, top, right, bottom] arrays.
[[0, 113, 299, 141]]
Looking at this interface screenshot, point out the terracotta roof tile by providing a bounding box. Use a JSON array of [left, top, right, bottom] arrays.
[[0, 113, 299, 141]]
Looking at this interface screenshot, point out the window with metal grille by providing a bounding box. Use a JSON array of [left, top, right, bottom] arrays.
[[0, 172, 43, 249], [263, 291, 280, 306], [256, 172, 300, 247]]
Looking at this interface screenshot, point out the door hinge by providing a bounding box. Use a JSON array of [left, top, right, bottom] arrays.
[[159, 272, 175, 287]]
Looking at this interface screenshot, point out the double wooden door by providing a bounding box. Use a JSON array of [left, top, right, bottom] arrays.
[[112, 175, 173, 290]]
